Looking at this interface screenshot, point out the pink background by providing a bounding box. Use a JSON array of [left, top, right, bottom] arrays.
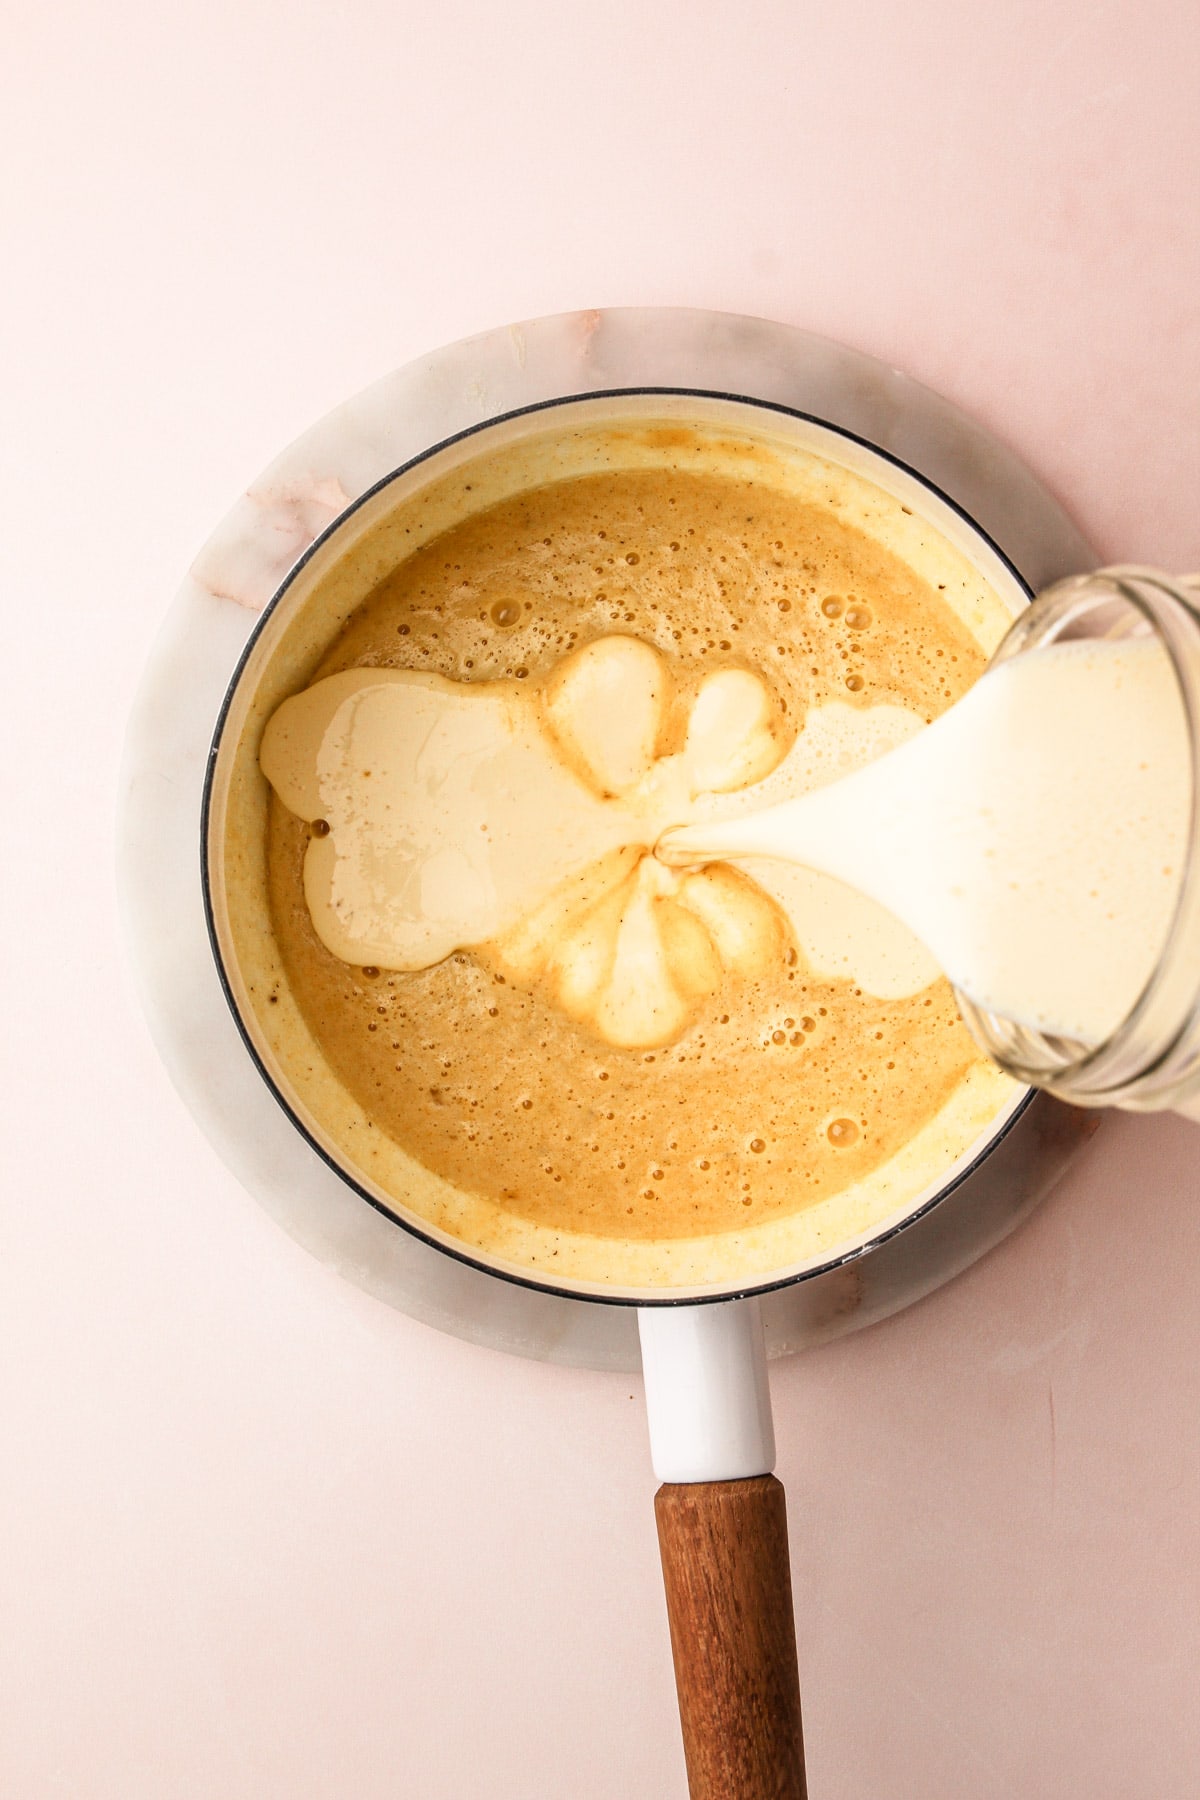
[[4, 2, 1200, 1794]]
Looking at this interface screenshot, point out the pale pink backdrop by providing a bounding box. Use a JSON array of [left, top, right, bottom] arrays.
[[3, 2, 1200, 1795]]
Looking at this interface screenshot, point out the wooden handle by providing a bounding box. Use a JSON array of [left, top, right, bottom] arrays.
[[655, 1474, 806, 1800]]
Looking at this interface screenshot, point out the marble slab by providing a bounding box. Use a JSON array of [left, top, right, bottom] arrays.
[[117, 307, 1098, 1372]]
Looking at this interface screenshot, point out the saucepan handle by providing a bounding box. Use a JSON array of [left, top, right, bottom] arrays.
[[639, 1300, 807, 1800]]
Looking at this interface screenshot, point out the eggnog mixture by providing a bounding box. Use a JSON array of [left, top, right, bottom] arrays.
[[261, 463, 1017, 1251]]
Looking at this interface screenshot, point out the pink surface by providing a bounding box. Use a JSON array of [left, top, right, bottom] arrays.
[[3, 2, 1200, 1795]]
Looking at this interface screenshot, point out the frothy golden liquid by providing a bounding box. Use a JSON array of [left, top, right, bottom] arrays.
[[260, 460, 1013, 1260]]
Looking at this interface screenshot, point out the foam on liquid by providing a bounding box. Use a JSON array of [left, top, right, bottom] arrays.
[[663, 637, 1191, 1047], [254, 455, 1016, 1277]]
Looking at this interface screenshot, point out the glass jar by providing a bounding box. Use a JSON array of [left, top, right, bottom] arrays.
[[955, 568, 1200, 1119]]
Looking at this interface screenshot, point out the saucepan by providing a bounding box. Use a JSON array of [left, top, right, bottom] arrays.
[[190, 377, 1093, 1798]]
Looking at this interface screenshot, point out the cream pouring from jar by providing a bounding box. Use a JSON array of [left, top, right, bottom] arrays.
[[661, 567, 1200, 1116]]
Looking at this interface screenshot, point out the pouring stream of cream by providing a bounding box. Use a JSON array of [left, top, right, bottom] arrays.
[[661, 638, 1191, 1046]]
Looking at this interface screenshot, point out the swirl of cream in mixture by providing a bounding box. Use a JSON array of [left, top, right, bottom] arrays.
[[260, 636, 791, 1048]]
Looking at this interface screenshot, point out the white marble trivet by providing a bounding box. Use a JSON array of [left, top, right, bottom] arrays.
[[117, 307, 1097, 1372]]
